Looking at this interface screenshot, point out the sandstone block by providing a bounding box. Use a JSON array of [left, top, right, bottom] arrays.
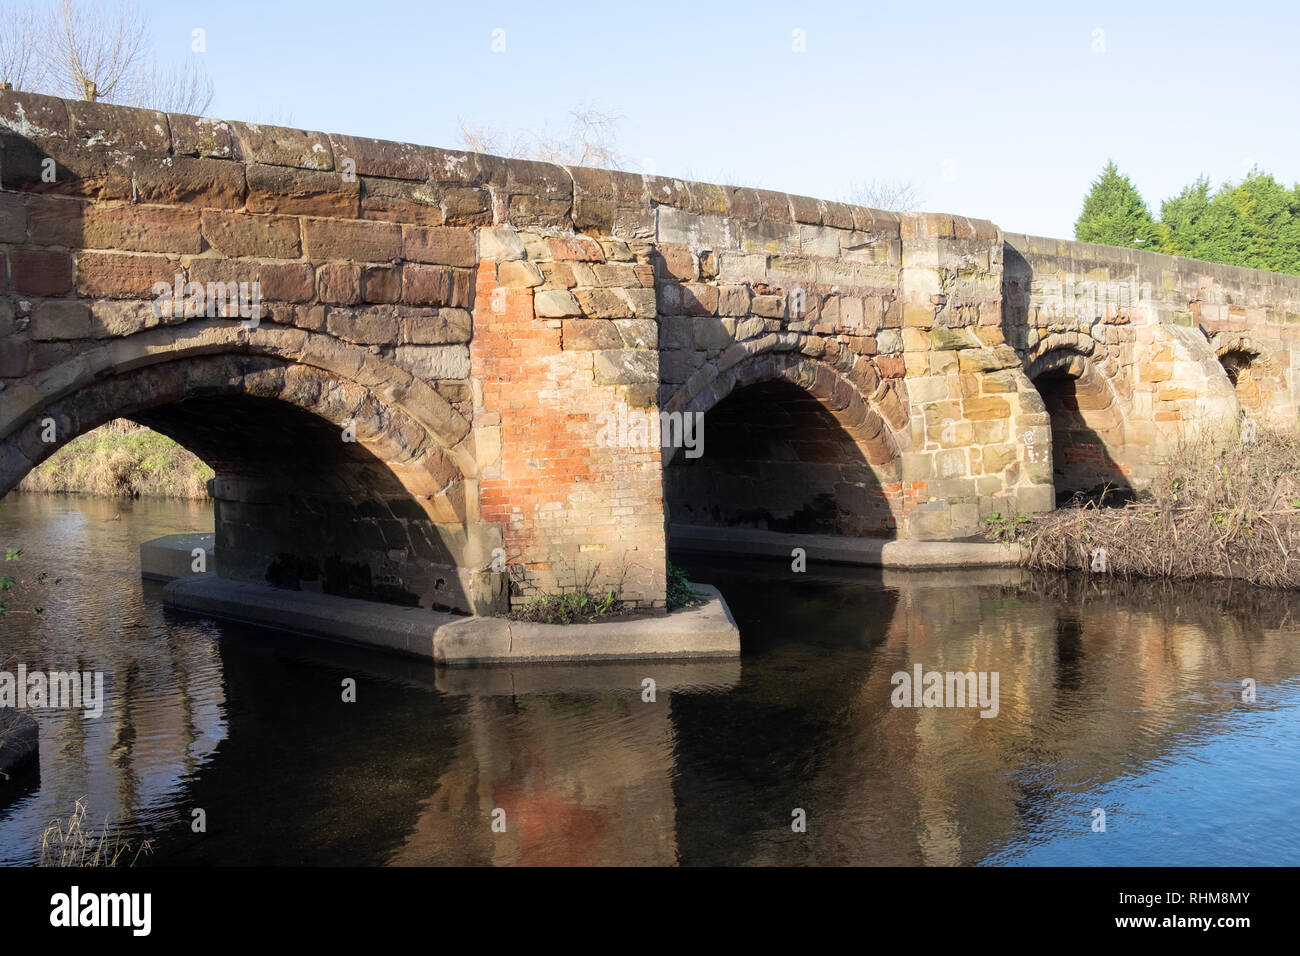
[[535, 290, 582, 318], [403, 225, 475, 266], [32, 300, 91, 340], [201, 210, 301, 259], [13, 249, 73, 295], [593, 349, 657, 385], [246, 164, 357, 217], [74, 251, 168, 298]]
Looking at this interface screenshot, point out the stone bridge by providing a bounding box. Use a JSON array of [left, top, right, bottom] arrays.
[[2, 91, 1298, 614]]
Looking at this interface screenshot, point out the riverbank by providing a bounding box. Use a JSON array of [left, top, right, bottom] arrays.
[[18, 420, 212, 499], [988, 429, 1300, 588]]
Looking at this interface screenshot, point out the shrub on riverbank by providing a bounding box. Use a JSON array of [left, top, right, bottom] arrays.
[[18, 420, 213, 499], [989, 429, 1300, 589]]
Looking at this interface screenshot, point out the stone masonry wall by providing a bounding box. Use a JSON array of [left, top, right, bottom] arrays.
[[1004, 235, 1300, 487], [5, 90, 1300, 615]]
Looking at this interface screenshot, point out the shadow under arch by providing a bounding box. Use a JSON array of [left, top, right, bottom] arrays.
[[1, 353, 474, 612], [663, 351, 905, 541], [1024, 347, 1132, 503]]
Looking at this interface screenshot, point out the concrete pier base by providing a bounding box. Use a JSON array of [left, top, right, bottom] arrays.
[[140, 532, 215, 582], [163, 573, 741, 665], [669, 524, 1022, 568]]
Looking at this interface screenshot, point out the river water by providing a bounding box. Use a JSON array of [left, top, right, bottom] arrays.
[[1, 493, 1298, 866]]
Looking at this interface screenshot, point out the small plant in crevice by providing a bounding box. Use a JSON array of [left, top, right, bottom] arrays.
[[982, 512, 1034, 547], [506, 560, 630, 624], [666, 560, 699, 611], [510, 589, 623, 625]]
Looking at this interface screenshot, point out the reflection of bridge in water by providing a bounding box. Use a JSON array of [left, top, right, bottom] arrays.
[[143, 567, 1300, 864], [2, 493, 1298, 865]]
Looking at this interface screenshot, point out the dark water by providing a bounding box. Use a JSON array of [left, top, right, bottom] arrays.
[[1, 493, 1298, 866]]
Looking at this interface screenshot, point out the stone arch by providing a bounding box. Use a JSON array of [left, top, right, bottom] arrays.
[[661, 349, 909, 538], [663, 348, 908, 465], [0, 335, 485, 612], [0, 321, 475, 484], [1210, 332, 1290, 423], [1023, 342, 1131, 499]]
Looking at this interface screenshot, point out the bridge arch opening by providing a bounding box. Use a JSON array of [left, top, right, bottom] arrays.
[[1026, 350, 1131, 503], [1, 354, 473, 612], [663, 356, 902, 542], [1217, 346, 1265, 414]]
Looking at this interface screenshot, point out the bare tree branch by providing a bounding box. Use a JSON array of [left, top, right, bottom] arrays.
[[845, 178, 925, 213], [132, 59, 213, 115], [457, 105, 627, 169], [44, 0, 148, 102], [0, 1, 45, 91]]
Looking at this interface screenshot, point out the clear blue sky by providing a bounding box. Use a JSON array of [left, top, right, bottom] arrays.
[[138, 0, 1299, 239]]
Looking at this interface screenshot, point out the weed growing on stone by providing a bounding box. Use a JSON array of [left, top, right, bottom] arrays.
[[509, 589, 623, 625], [666, 561, 699, 611], [981, 512, 1033, 546]]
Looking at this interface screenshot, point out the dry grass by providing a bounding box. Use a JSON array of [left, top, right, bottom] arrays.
[[40, 798, 152, 867], [989, 428, 1300, 589], [18, 419, 213, 499]]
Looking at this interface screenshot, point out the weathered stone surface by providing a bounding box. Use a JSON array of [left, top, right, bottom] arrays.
[[201, 210, 301, 259], [329, 133, 434, 180], [90, 300, 160, 337], [32, 300, 91, 340], [360, 265, 400, 303], [403, 225, 475, 267], [246, 164, 357, 216], [401, 264, 455, 306], [229, 121, 334, 170], [562, 319, 622, 350], [131, 154, 246, 208], [392, 345, 470, 380], [535, 289, 582, 318], [400, 307, 472, 345], [68, 100, 168, 152], [0, 191, 25, 242], [302, 218, 401, 262], [478, 228, 525, 262], [358, 176, 445, 225], [12, 249, 73, 295], [593, 349, 657, 385], [576, 288, 634, 319], [496, 259, 543, 288], [168, 114, 235, 159], [317, 263, 362, 304]]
